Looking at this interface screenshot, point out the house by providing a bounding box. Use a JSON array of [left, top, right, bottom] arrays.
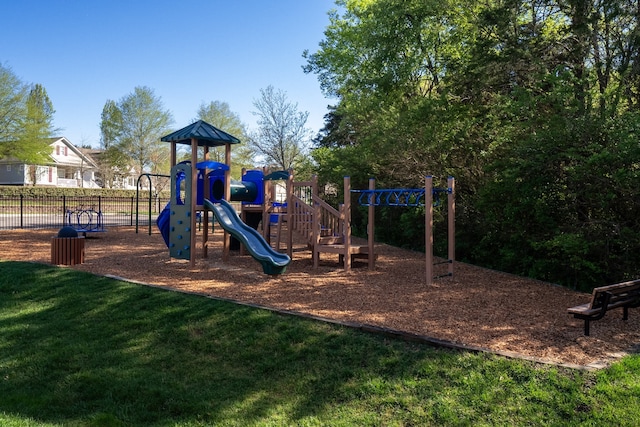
[[0, 137, 100, 188], [79, 148, 151, 190]]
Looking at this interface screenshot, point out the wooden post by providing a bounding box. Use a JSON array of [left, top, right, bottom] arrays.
[[344, 176, 351, 272], [311, 174, 318, 199], [286, 169, 294, 257], [262, 166, 270, 240], [448, 177, 455, 277], [312, 201, 320, 269], [425, 176, 433, 285], [368, 177, 375, 270], [239, 168, 247, 256], [190, 138, 197, 267], [170, 142, 177, 168], [312, 175, 319, 268], [203, 146, 209, 258], [223, 143, 231, 261]]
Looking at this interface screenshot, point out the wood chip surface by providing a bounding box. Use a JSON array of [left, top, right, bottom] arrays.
[[2, 227, 638, 368]]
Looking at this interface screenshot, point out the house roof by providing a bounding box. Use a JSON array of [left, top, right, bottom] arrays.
[[52, 137, 98, 169], [161, 120, 241, 147], [0, 137, 98, 169], [78, 147, 104, 165]]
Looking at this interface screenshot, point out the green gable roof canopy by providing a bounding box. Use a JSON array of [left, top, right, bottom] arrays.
[[161, 119, 241, 147]]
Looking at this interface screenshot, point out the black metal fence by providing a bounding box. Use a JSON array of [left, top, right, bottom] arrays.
[[0, 195, 169, 231]]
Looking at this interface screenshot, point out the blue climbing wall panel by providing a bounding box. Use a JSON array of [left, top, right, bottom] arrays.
[[169, 162, 193, 260]]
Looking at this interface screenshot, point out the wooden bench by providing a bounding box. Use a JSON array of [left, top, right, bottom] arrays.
[[568, 279, 640, 335]]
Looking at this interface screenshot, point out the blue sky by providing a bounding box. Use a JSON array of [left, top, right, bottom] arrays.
[[1, 0, 337, 147]]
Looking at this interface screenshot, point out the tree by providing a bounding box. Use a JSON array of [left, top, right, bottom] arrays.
[[99, 86, 174, 180], [0, 65, 59, 187], [196, 100, 254, 177], [0, 65, 56, 168], [21, 84, 58, 184], [0, 63, 27, 148], [98, 100, 129, 188], [248, 85, 312, 171], [304, 0, 640, 288]]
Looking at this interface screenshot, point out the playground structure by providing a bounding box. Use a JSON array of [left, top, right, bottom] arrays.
[[257, 172, 454, 285], [153, 120, 453, 282], [157, 120, 291, 274]]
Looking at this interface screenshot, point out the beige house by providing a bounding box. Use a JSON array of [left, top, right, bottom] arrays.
[[0, 137, 100, 188], [78, 147, 146, 190]]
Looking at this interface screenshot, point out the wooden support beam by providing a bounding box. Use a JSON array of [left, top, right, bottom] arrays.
[[223, 143, 231, 261], [448, 177, 455, 277], [190, 138, 197, 267], [344, 176, 351, 272], [425, 176, 433, 285], [286, 169, 294, 257], [203, 146, 209, 258], [368, 177, 375, 270]]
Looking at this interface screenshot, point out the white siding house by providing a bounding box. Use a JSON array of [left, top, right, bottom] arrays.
[[78, 148, 146, 190], [0, 137, 100, 188]]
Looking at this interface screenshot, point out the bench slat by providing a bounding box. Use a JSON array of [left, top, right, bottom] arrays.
[[567, 303, 590, 315], [589, 280, 640, 307]]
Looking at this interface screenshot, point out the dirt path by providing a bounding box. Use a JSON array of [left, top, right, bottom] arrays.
[[2, 227, 638, 369]]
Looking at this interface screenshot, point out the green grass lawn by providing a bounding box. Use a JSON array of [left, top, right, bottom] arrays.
[[1, 260, 639, 426]]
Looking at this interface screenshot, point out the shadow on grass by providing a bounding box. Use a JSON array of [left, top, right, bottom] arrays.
[[0, 260, 601, 426]]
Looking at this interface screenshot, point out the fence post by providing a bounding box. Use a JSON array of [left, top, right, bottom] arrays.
[[130, 197, 134, 227], [62, 195, 67, 226], [20, 194, 24, 229]]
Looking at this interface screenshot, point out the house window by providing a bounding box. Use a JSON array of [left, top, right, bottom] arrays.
[[6, 165, 10, 172], [56, 145, 60, 155], [64, 146, 68, 156]]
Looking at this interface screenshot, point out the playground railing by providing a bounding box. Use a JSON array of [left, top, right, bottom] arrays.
[[313, 196, 344, 239], [289, 191, 345, 245], [292, 180, 314, 205], [289, 193, 314, 241]]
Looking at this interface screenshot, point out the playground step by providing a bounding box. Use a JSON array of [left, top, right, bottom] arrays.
[[320, 227, 333, 237], [315, 243, 369, 254], [305, 234, 344, 247], [318, 235, 344, 245]]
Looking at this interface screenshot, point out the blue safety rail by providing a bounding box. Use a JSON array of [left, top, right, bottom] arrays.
[[352, 187, 451, 207]]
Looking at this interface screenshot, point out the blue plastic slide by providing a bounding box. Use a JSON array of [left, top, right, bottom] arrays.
[[203, 198, 291, 275], [157, 202, 171, 247]]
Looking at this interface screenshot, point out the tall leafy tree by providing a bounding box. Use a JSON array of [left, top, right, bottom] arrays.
[[305, 0, 640, 288], [21, 84, 58, 184], [304, 0, 477, 185], [467, 0, 640, 287], [98, 100, 128, 188], [0, 66, 55, 168], [196, 100, 254, 176], [0, 63, 27, 149], [99, 86, 174, 178], [247, 85, 312, 171]]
